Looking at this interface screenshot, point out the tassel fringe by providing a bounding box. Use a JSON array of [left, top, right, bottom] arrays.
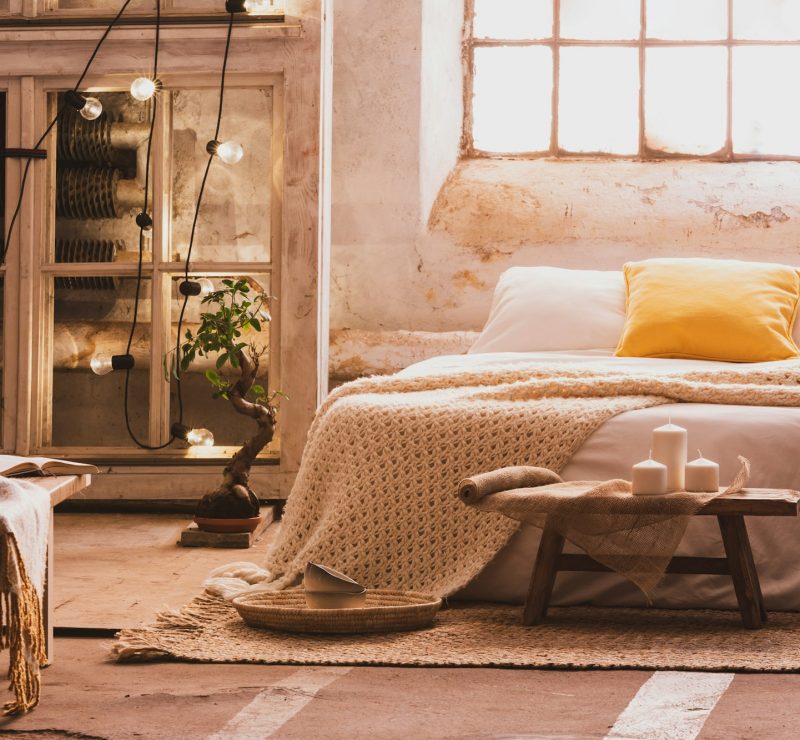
[[0, 533, 46, 715]]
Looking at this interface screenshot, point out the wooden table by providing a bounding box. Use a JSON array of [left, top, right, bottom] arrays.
[[35, 474, 92, 663], [525, 488, 800, 630]]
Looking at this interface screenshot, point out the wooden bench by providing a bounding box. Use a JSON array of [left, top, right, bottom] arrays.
[[36, 474, 92, 663], [524, 488, 800, 630]]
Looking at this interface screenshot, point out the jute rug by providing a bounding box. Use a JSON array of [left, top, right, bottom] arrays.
[[112, 596, 800, 672]]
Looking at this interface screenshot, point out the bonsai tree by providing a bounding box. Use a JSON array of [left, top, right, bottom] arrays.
[[175, 278, 284, 519]]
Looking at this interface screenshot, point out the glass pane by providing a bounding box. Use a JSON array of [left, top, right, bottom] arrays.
[[171, 88, 273, 263], [559, 47, 639, 154], [560, 0, 640, 40], [1, 92, 4, 448], [733, 0, 800, 40], [51, 276, 151, 447], [733, 47, 800, 155], [645, 47, 727, 155], [472, 46, 552, 153], [647, 0, 727, 40], [170, 274, 273, 448], [473, 0, 553, 40], [53, 91, 153, 265]]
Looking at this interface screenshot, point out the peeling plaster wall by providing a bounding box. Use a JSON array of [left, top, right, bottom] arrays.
[[331, 0, 800, 379]]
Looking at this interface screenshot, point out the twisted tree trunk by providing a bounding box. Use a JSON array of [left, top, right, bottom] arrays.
[[195, 348, 276, 519]]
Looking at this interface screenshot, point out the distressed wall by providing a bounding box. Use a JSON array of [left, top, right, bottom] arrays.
[[330, 0, 800, 380]]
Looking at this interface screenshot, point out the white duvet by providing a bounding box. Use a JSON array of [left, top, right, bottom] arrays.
[[399, 351, 800, 610]]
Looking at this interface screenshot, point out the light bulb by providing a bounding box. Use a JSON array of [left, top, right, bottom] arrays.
[[216, 140, 244, 164], [259, 309, 272, 322], [197, 278, 215, 297], [130, 77, 157, 102], [244, 0, 273, 13], [90, 353, 114, 376], [186, 428, 215, 447], [79, 97, 103, 121]]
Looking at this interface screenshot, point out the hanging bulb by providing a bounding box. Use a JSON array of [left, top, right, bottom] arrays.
[[179, 278, 215, 297], [130, 77, 157, 102], [79, 97, 103, 121], [90, 353, 135, 375], [259, 309, 272, 322], [171, 423, 215, 447], [217, 140, 244, 164], [90, 353, 114, 376], [65, 90, 103, 121], [186, 428, 215, 447], [244, 0, 273, 13]]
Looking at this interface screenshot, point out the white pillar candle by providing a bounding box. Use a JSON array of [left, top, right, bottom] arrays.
[[652, 419, 688, 492], [632, 452, 668, 496], [685, 450, 720, 493]]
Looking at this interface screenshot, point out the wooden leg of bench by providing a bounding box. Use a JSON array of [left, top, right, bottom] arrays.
[[718, 514, 766, 629], [43, 511, 55, 666], [523, 527, 565, 626]]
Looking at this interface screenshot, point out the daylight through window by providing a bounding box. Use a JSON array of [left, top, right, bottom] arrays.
[[468, 0, 800, 159]]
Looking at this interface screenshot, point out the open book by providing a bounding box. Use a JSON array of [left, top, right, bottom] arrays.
[[0, 455, 98, 478]]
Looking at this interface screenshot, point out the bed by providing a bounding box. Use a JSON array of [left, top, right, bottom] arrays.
[[400, 351, 800, 610]]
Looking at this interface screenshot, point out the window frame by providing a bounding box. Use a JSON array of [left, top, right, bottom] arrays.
[[4, 71, 284, 463], [463, 0, 800, 162]]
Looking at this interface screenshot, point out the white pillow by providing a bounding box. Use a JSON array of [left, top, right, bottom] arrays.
[[469, 266, 626, 353]]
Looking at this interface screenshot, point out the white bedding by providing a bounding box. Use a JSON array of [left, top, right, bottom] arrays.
[[399, 351, 800, 610]]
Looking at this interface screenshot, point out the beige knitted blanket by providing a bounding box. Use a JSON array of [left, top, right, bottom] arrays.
[[206, 363, 800, 600]]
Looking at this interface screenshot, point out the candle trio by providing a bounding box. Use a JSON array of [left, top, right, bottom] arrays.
[[632, 420, 720, 495]]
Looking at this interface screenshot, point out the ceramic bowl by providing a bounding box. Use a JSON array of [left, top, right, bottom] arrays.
[[304, 562, 364, 593], [304, 589, 368, 609], [194, 516, 262, 534]]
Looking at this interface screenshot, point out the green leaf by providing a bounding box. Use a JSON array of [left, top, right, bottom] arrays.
[[216, 352, 229, 369], [250, 318, 261, 332], [204, 369, 221, 385], [251, 384, 266, 396]]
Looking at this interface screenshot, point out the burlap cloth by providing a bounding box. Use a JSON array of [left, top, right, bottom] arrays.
[[458, 457, 750, 597]]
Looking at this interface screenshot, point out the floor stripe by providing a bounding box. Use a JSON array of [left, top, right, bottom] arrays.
[[605, 671, 734, 740], [207, 666, 352, 740]]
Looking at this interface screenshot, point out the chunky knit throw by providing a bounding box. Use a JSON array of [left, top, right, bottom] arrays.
[[206, 363, 800, 600]]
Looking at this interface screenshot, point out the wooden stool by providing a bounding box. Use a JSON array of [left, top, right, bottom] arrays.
[[524, 488, 800, 630]]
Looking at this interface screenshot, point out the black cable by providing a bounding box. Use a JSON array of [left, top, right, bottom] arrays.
[[123, 0, 172, 450], [173, 10, 237, 425], [1, 0, 133, 266]]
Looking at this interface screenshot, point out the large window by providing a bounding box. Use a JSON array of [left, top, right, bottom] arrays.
[[466, 0, 800, 159]]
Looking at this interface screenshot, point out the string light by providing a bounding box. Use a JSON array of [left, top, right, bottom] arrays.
[[179, 278, 215, 297], [90, 353, 135, 376], [225, 0, 274, 14], [206, 139, 244, 164], [171, 423, 215, 447], [64, 90, 103, 121], [130, 77, 159, 102]]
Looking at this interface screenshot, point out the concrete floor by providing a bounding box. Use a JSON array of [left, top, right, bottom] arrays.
[[0, 513, 798, 739]]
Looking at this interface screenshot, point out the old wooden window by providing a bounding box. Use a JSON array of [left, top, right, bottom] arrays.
[[465, 0, 800, 160]]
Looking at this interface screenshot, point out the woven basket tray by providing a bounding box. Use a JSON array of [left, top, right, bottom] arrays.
[[232, 589, 442, 634]]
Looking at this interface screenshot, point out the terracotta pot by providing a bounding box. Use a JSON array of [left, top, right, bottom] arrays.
[[194, 515, 262, 534]]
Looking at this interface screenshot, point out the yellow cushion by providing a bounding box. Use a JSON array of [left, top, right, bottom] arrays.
[[615, 258, 800, 363]]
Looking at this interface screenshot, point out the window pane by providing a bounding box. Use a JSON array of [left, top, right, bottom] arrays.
[[170, 274, 273, 448], [0, 92, 4, 448], [473, 0, 552, 40], [171, 88, 273, 263], [733, 47, 800, 155], [51, 276, 151, 447], [53, 91, 153, 265], [733, 0, 800, 40], [647, 0, 727, 40], [559, 47, 639, 154], [472, 46, 552, 153], [560, 0, 640, 40], [645, 47, 727, 155], [55, 0, 155, 10]]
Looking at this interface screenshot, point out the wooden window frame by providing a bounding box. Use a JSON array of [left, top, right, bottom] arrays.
[[1, 72, 284, 468], [463, 0, 800, 162]]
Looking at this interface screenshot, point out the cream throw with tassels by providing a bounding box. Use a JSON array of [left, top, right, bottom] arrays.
[[0, 478, 49, 715], [205, 363, 800, 600]]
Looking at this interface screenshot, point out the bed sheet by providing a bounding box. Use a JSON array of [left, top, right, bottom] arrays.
[[400, 351, 800, 610]]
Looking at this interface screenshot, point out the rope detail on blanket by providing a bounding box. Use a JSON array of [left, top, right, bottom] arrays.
[[0, 533, 46, 715]]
